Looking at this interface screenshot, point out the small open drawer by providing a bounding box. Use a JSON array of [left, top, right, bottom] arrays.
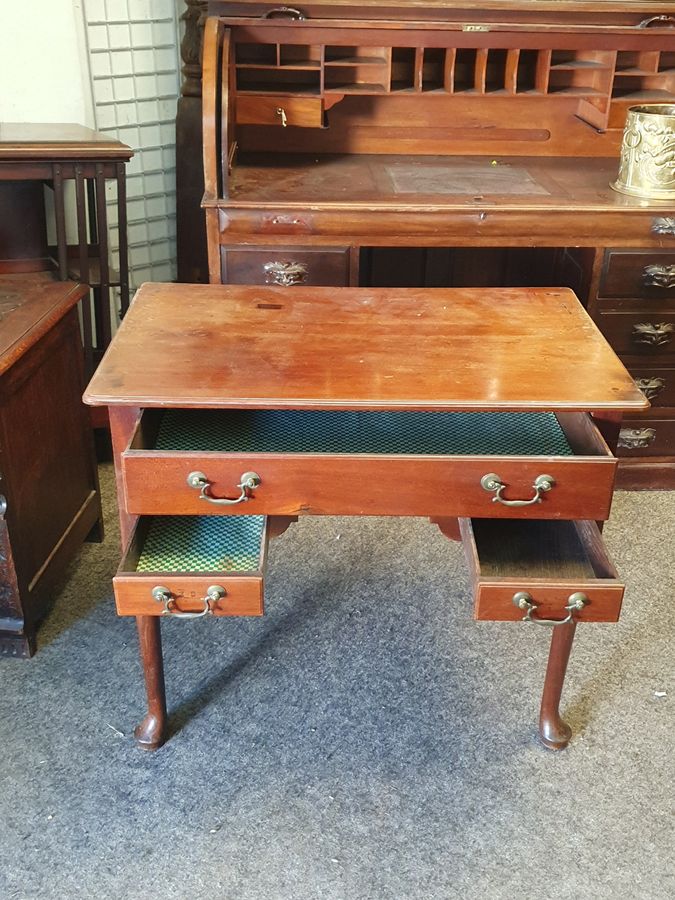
[[460, 518, 624, 623], [113, 515, 268, 617], [122, 409, 618, 521]]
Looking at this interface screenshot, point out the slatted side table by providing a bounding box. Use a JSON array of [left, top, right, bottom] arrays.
[[0, 123, 132, 379]]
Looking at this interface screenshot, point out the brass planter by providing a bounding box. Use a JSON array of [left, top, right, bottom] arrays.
[[612, 104, 675, 199]]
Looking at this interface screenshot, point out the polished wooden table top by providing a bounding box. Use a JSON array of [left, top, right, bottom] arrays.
[[84, 283, 647, 412]]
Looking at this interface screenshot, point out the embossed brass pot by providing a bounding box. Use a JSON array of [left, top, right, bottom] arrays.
[[612, 104, 675, 199]]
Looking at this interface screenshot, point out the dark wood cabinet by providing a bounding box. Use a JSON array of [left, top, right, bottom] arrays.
[[0, 281, 102, 657]]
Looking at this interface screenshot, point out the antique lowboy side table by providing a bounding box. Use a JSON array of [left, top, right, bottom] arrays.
[[84, 283, 647, 751]]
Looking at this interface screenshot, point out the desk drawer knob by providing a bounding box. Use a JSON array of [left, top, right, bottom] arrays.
[[480, 473, 555, 507], [152, 585, 225, 618], [513, 591, 589, 626], [187, 470, 261, 505]]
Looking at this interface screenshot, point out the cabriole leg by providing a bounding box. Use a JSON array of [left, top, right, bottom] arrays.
[[539, 620, 576, 750], [134, 615, 167, 751]]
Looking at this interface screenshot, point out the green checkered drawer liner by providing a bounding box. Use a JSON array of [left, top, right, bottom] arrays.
[[135, 516, 265, 573], [154, 410, 573, 457]]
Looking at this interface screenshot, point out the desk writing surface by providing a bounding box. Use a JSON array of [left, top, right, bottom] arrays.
[[84, 283, 647, 412]]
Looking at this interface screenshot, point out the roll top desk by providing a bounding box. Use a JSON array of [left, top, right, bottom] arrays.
[[195, 1, 675, 487]]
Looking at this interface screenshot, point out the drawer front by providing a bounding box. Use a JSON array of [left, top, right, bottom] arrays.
[[113, 516, 266, 617], [600, 250, 675, 300], [123, 453, 617, 521], [460, 518, 624, 623], [617, 418, 675, 456], [235, 96, 323, 128], [222, 245, 349, 286], [629, 366, 675, 407], [596, 312, 675, 358]]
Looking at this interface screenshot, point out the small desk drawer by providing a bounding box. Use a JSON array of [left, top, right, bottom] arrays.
[[235, 96, 323, 128], [122, 410, 617, 521], [113, 516, 267, 617], [222, 246, 350, 286], [629, 366, 675, 407], [600, 250, 675, 300], [460, 518, 624, 623]]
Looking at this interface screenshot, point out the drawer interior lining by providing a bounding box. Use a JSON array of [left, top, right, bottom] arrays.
[[153, 410, 574, 456], [471, 519, 597, 580], [136, 516, 265, 573]]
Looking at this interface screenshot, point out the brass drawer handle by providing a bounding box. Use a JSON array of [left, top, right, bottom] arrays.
[[187, 470, 261, 505], [618, 427, 656, 449], [275, 107, 288, 127], [513, 591, 589, 626], [638, 15, 675, 28], [632, 322, 674, 347], [261, 7, 306, 19], [152, 585, 226, 619], [643, 264, 675, 289], [635, 376, 666, 400], [263, 260, 308, 286], [480, 473, 555, 507]]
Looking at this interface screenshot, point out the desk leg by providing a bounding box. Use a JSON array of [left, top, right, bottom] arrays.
[[539, 620, 576, 750], [134, 616, 167, 751]]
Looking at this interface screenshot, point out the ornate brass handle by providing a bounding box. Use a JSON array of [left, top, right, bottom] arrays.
[[638, 15, 675, 28], [480, 473, 555, 507], [618, 427, 656, 450], [635, 376, 666, 400], [261, 7, 306, 19], [643, 264, 675, 289], [652, 217, 675, 235], [512, 591, 589, 626], [275, 107, 288, 127], [151, 585, 226, 619], [187, 470, 261, 505], [632, 322, 674, 347], [263, 260, 308, 286]]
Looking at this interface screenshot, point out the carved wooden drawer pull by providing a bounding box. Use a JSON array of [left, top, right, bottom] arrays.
[[632, 322, 674, 347], [618, 427, 657, 449], [264, 260, 308, 286], [635, 376, 666, 400], [643, 264, 675, 289]]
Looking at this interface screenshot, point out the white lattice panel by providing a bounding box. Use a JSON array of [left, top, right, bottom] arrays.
[[83, 0, 180, 300]]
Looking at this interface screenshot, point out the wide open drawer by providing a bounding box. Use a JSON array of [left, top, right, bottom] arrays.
[[122, 409, 617, 521], [113, 515, 267, 617], [460, 517, 624, 623]]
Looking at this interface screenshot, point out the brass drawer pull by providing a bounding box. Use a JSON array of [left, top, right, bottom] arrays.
[[187, 470, 261, 505], [643, 264, 675, 289], [513, 591, 589, 626], [263, 260, 308, 286], [618, 427, 656, 449], [632, 322, 674, 347], [635, 376, 666, 400], [261, 7, 306, 19], [480, 473, 555, 507], [638, 15, 675, 28], [275, 107, 288, 127], [152, 585, 226, 619]]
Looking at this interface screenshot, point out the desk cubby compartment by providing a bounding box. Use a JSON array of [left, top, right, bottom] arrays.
[[122, 410, 617, 521], [113, 516, 267, 617], [460, 518, 624, 623]]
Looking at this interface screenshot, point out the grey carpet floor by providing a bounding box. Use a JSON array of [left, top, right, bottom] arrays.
[[0, 464, 673, 900]]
